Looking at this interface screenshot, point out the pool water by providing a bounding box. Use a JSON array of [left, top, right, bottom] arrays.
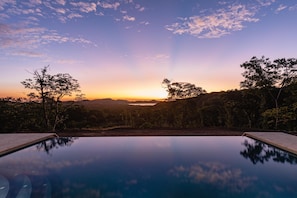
[[0, 136, 296, 197]]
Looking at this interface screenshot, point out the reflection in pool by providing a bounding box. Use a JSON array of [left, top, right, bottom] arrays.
[[0, 136, 296, 197]]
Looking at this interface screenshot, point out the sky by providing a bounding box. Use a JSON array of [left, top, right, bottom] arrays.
[[1, 0, 297, 100]]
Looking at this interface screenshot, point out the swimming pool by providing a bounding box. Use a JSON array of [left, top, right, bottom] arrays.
[[0, 136, 296, 197]]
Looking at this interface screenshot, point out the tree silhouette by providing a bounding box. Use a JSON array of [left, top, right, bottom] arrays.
[[240, 56, 297, 129], [162, 78, 206, 100], [21, 66, 81, 132]]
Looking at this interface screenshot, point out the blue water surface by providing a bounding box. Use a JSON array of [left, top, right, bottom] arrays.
[[0, 136, 296, 197]]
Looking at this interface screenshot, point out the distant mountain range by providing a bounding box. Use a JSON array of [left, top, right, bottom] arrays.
[[73, 98, 160, 108]]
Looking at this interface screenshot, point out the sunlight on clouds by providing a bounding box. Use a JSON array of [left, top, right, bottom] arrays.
[[70, 2, 97, 13], [0, 0, 140, 23], [0, 1, 12, 11], [256, 0, 276, 7], [140, 21, 149, 25], [68, 13, 83, 19], [0, 23, 94, 56], [55, 7, 66, 14], [56, 0, 66, 6], [0, 0, 143, 51], [154, 54, 170, 60], [145, 54, 170, 62], [276, 4, 287, 12], [135, 4, 145, 12], [56, 59, 81, 65], [11, 50, 44, 57], [166, 4, 259, 38], [123, 15, 136, 21], [97, 1, 120, 10], [0, 23, 46, 49]]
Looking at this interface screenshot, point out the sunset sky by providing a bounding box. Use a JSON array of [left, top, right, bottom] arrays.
[[1, 0, 297, 100]]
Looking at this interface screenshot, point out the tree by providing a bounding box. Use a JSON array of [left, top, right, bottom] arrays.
[[240, 56, 297, 129], [21, 66, 81, 132], [162, 78, 206, 100]]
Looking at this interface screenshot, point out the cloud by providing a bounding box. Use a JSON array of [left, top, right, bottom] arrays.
[[256, 0, 276, 7], [138, 7, 145, 12], [11, 50, 44, 57], [96, 12, 104, 16], [0, 23, 93, 52], [68, 13, 83, 19], [56, 59, 80, 64], [0, 0, 15, 11], [1, 0, 141, 24], [0, 13, 10, 20], [276, 4, 287, 12], [56, 0, 66, 6], [20, 8, 35, 15], [40, 32, 92, 45], [70, 2, 97, 13], [166, 4, 259, 38], [123, 15, 135, 21], [289, 4, 297, 11], [26, 16, 40, 23], [43, 1, 56, 11], [140, 21, 149, 25], [135, 4, 145, 12], [29, 0, 42, 5], [147, 54, 169, 61], [0, 23, 46, 49], [55, 7, 66, 14], [97, 1, 120, 10]]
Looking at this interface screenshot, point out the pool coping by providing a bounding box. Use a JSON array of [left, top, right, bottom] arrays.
[[0, 133, 58, 156], [243, 132, 297, 155]]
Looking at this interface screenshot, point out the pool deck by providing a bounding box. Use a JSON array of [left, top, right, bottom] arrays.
[[0, 133, 57, 156], [243, 132, 297, 155]]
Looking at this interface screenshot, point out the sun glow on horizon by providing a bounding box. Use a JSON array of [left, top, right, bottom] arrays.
[[84, 87, 168, 101], [1, 0, 296, 101]]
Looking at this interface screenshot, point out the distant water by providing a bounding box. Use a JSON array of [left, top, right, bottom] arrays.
[[128, 102, 157, 106]]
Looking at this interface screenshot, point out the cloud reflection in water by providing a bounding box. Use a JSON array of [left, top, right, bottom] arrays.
[[169, 162, 257, 193]]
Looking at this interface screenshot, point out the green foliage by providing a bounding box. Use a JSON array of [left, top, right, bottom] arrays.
[[262, 103, 297, 131]]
